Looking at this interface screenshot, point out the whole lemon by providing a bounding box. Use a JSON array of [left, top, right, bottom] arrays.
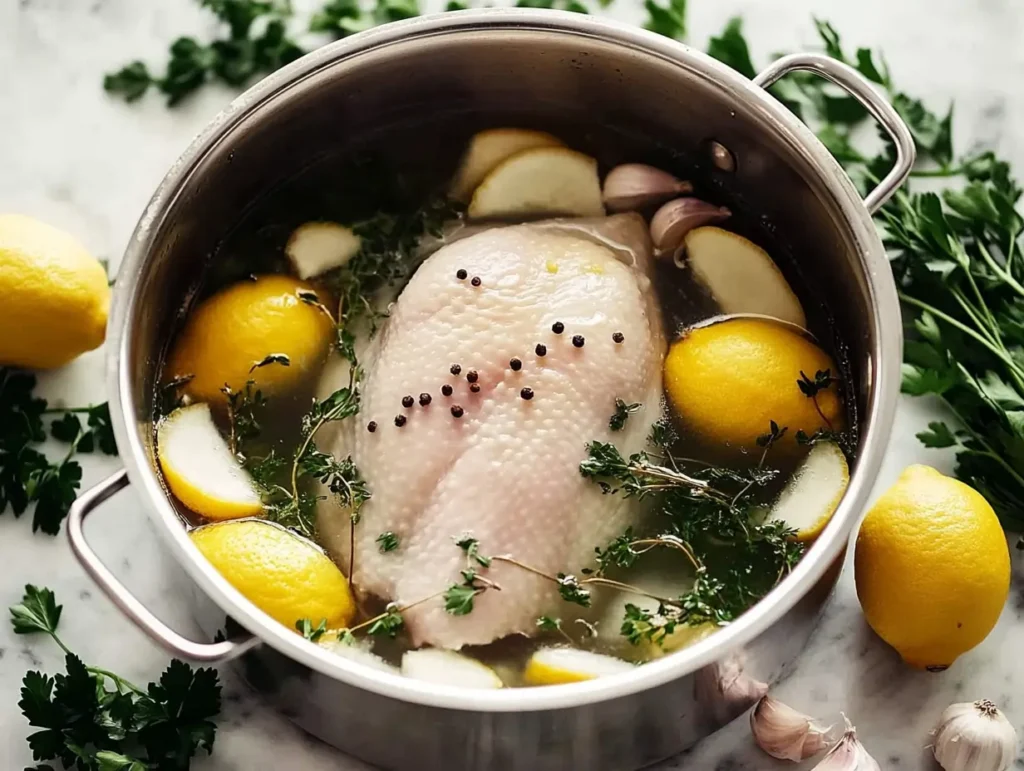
[[855, 465, 1009, 670], [166, 274, 334, 403], [0, 214, 110, 369], [663, 318, 844, 449], [191, 519, 355, 630]]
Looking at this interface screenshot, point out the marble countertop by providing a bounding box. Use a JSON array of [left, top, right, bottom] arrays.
[[3, 0, 1024, 768]]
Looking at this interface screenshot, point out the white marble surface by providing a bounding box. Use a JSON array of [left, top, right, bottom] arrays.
[[2, 0, 1024, 769]]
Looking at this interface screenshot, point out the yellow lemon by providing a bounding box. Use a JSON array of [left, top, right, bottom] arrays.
[[166, 274, 334, 404], [663, 318, 844, 450], [855, 465, 1010, 670], [0, 213, 109, 369], [156, 404, 263, 521], [190, 519, 355, 630], [523, 647, 634, 685]]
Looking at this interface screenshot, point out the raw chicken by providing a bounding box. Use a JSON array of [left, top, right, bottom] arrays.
[[317, 213, 666, 649]]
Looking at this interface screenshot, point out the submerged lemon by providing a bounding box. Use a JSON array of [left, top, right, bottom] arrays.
[[523, 647, 634, 685], [855, 465, 1009, 670], [663, 318, 843, 450], [157, 404, 262, 521], [166, 274, 334, 403], [0, 213, 110, 369], [190, 519, 355, 630]]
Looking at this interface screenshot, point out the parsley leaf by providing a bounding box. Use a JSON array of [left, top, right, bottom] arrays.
[[10, 585, 62, 637], [917, 421, 958, 448], [643, 0, 686, 40]]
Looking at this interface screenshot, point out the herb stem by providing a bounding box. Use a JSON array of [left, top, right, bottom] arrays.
[[342, 590, 446, 636]]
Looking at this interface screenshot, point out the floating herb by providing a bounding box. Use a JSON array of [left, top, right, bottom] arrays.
[[609, 398, 641, 431]]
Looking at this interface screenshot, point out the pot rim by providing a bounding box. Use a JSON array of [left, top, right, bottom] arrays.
[[107, 8, 902, 712]]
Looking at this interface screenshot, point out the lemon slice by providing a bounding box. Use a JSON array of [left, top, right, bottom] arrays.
[[451, 128, 565, 201], [401, 649, 503, 689], [523, 647, 634, 685], [286, 222, 362, 280], [468, 147, 604, 220], [768, 440, 849, 541], [684, 227, 806, 329], [157, 403, 262, 521]]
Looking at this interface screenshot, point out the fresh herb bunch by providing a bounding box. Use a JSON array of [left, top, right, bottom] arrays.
[[0, 368, 117, 535], [12, 585, 222, 770], [105, 0, 305, 105], [581, 434, 801, 644], [710, 19, 1024, 527]]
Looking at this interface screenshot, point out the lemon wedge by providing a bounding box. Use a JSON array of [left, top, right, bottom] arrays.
[[451, 128, 565, 201], [190, 519, 355, 629], [768, 440, 849, 541], [157, 403, 262, 521], [401, 649, 503, 689], [285, 222, 362, 280], [523, 647, 634, 685], [468, 147, 604, 220]]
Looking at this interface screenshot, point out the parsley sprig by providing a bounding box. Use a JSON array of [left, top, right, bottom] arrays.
[[0, 369, 117, 535], [12, 585, 222, 770]]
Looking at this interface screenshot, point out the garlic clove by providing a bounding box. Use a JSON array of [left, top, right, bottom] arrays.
[[601, 164, 693, 212], [649, 197, 731, 254], [694, 653, 769, 728], [750, 695, 832, 761], [933, 699, 1017, 771], [811, 716, 880, 771]]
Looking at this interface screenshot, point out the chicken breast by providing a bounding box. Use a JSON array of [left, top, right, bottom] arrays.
[[317, 213, 666, 648]]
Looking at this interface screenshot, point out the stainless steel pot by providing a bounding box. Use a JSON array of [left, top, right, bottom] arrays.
[[68, 10, 913, 770]]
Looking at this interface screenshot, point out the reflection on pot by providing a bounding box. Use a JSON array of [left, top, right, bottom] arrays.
[[694, 650, 769, 729]]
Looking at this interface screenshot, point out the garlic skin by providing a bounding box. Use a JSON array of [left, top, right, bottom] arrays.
[[694, 653, 769, 728], [601, 164, 693, 212], [750, 695, 832, 761], [811, 717, 880, 771], [649, 197, 731, 255], [933, 699, 1017, 771]]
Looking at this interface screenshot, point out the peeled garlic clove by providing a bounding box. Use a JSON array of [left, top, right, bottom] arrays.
[[811, 717, 880, 771], [933, 699, 1017, 771], [649, 197, 731, 254], [601, 163, 693, 212], [750, 695, 832, 761]]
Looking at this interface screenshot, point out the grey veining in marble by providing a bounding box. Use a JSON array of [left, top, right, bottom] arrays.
[[2, 0, 1024, 769]]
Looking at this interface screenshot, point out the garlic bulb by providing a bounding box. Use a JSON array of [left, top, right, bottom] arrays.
[[811, 717, 880, 771], [750, 695, 832, 761], [649, 197, 731, 254], [601, 164, 692, 212], [933, 699, 1017, 771]]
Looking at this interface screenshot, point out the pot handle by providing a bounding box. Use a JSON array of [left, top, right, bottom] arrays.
[[68, 469, 259, 663], [753, 52, 916, 215]]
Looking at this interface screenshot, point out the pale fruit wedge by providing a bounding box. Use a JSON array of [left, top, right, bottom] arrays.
[[468, 147, 604, 220], [523, 647, 634, 685], [401, 649, 503, 689], [451, 128, 565, 201], [684, 226, 807, 329], [285, 221, 362, 280], [768, 440, 849, 541], [322, 637, 399, 674], [157, 403, 262, 521]]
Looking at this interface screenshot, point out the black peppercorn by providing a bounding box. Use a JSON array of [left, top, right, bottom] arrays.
[[520, 387, 534, 400], [466, 370, 479, 383], [402, 395, 414, 408], [450, 364, 462, 376], [394, 415, 407, 427], [441, 384, 454, 396], [612, 332, 625, 343], [419, 393, 432, 406], [451, 405, 464, 418], [535, 344, 547, 356], [367, 421, 377, 433], [470, 383, 481, 393], [572, 335, 585, 348], [471, 276, 482, 287], [509, 357, 522, 371], [456, 269, 468, 280], [552, 321, 564, 334]]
